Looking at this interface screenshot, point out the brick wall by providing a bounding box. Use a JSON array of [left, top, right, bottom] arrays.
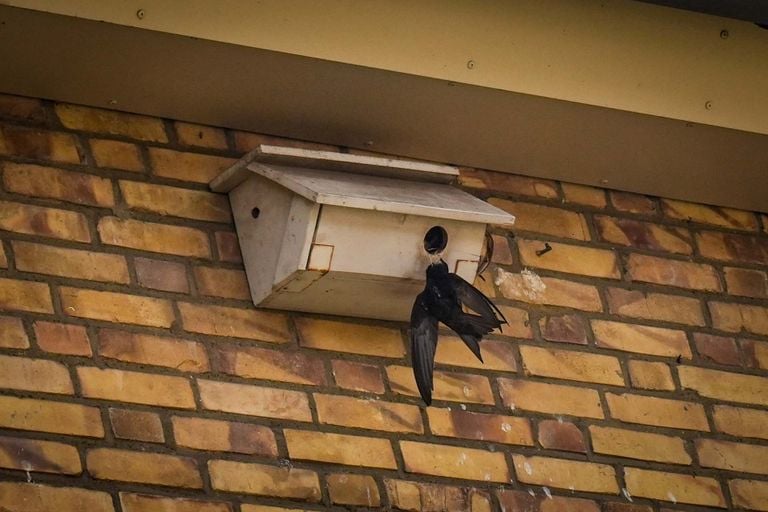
[[0, 94, 767, 511]]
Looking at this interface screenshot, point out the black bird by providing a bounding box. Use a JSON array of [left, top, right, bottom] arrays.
[[409, 259, 507, 405]]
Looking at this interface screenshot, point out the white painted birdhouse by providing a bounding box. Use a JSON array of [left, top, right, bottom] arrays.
[[210, 145, 515, 321]]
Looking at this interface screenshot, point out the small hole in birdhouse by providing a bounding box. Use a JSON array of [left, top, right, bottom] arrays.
[[251, 207, 261, 219], [424, 225, 448, 254]]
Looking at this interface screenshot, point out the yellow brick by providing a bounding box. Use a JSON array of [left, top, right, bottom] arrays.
[[172, 416, 277, 456], [0, 435, 81, 474], [60, 287, 174, 328], [592, 320, 691, 358], [605, 393, 708, 431], [179, 302, 290, 342], [697, 230, 768, 265], [97, 329, 209, 372], [401, 441, 508, 482], [520, 345, 624, 386], [120, 180, 231, 222], [296, 317, 404, 357], [730, 479, 768, 512], [56, 104, 167, 142], [697, 439, 768, 475], [385, 479, 491, 512], [427, 408, 533, 445], [0, 354, 72, 394], [0, 200, 90, 242], [89, 138, 144, 172], [387, 364, 494, 404], [208, 460, 321, 501], [13, 241, 129, 283], [498, 379, 603, 418], [495, 271, 602, 312], [627, 360, 675, 391], [98, 216, 210, 258], [662, 198, 757, 230], [595, 215, 692, 254], [628, 253, 720, 291], [211, 344, 326, 385], [679, 365, 768, 406], [315, 393, 423, 433], [713, 405, 768, 440], [285, 429, 396, 469], [624, 468, 724, 507], [459, 168, 559, 198], [0, 395, 104, 437], [488, 199, 590, 239], [562, 182, 606, 207], [0, 316, 28, 349], [7, 164, 113, 211], [709, 301, 768, 336], [589, 426, 690, 464], [495, 305, 533, 339], [0, 125, 81, 163], [193, 266, 250, 300], [87, 448, 201, 488], [198, 379, 311, 422], [0, 482, 114, 512], [78, 367, 195, 408], [175, 121, 228, 149], [120, 493, 231, 512], [518, 239, 619, 278], [327, 473, 380, 507], [149, 148, 236, 183], [434, 336, 516, 372], [0, 277, 53, 314], [512, 455, 618, 493], [606, 287, 703, 326]]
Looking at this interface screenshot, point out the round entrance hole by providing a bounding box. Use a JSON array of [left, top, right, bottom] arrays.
[[423, 226, 448, 254]]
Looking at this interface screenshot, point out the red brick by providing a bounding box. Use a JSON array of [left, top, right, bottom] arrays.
[[194, 266, 249, 299], [459, 168, 559, 198], [520, 345, 624, 386], [285, 429, 396, 469], [606, 392, 708, 431], [0, 200, 90, 242], [0, 482, 114, 512], [78, 367, 195, 408], [134, 257, 189, 293], [120, 180, 232, 222], [724, 267, 768, 298], [109, 409, 164, 443], [0, 94, 46, 122], [332, 360, 385, 394], [98, 216, 210, 258], [34, 321, 91, 356], [693, 333, 740, 366], [592, 320, 691, 358], [0, 435, 81, 474], [512, 455, 618, 493], [296, 317, 404, 357], [0, 395, 104, 438], [627, 253, 721, 291], [539, 314, 588, 345], [0, 354, 73, 394], [427, 408, 533, 446], [498, 378, 604, 418], [172, 416, 277, 456], [13, 241, 129, 283], [149, 148, 236, 183], [327, 473, 381, 507], [498, 490, 599, 512], [175, 121, 228, 150], [211, 344, 325, 385], [610, 191, 657, 215], [89, 138, 144, 172], [209, 460, 321, 501], [606, 287, 704, 326], [401, 440, 508, 482], [0, 244, 5, 269], [98, 329, 209, 372], [743, 339, 768, 370], [87, 448, 201, 488], [662, 198, 757, 230], [0, 316, 28, 349], [179, 302, 290, 342], [120, 493, 232, 512], [214, 231, 242, 262], [562, 182, 606, 207], [496, 305, 533, 339], [4, 163, 113, 207], [697, 230, 768, 265], [517, 238, 619, 278], [596, 215, 692, 254], [709, 301, 768, 336], [387, 365, 494, 404], [0, 125, 81, 163], [538, 419, 586, 453], [198, 379, 311, 422], [315, 393, 423, 433], [489, 199, 589, 239], [490, 234, 513, 264], [60, 287, 174, 328], [56, 104, 167, 142]]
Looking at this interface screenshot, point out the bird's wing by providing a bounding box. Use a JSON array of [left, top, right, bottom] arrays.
[[448, 273, 507, 326], [410, 293, 438, 406]]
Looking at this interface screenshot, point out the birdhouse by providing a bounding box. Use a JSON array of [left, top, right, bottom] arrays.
[[210, 145, 515, 321]]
